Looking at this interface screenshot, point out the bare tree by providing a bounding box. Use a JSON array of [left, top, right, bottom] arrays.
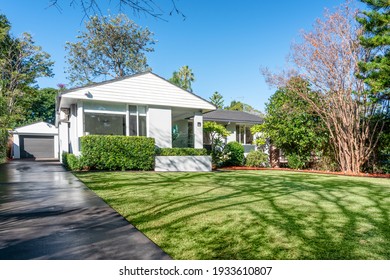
[[263, 3, 389, 174], [48, 0, 184, 20]]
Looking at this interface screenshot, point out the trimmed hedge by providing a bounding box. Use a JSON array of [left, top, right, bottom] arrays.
[[81, 135, 155, 171], [62, 152, 84, 171], [156, 148, 207, 156]]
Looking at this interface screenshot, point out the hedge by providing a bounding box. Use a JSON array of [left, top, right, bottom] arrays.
[[80, 135, 155, 171], [223, 141, 245, 166], [156, 147, 208, 156]]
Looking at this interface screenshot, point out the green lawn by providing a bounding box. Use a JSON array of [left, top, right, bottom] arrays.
[[75, 170, 390, 260]]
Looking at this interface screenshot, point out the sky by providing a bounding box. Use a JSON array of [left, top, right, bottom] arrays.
[[0, 0, 360, 112]]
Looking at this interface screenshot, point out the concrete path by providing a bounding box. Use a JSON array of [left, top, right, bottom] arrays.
[[0, 160, 171, 260]]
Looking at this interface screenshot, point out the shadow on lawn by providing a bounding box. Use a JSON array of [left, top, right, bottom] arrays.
[[79, 171, 390, 260]]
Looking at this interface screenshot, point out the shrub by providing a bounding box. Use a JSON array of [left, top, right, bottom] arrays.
[[80, 135, 155, 171], [246, 150, 269, 167], [62, 152, 84, 171], [0, 128, 7, 163], [287, 154, 308, 170], [156, 148, 207, 156], [223, 141, 245, 166]]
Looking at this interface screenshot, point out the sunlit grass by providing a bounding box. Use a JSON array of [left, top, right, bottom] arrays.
[[75, 170, 390, 260]]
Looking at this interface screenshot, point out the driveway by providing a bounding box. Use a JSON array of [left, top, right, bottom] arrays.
[[0, 160, 171, 260]]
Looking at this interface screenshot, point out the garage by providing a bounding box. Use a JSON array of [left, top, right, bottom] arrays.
[[12, 122, 59, 159], [20, 135, 54, 159]]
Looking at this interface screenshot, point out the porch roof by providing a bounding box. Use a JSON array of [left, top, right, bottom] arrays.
[[203, 110, 263, 124]]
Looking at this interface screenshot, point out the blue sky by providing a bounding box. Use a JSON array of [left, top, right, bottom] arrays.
[[1, 0, 356, 112]]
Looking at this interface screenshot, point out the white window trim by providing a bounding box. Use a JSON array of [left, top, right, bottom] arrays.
[[127, 104, 148, 136]]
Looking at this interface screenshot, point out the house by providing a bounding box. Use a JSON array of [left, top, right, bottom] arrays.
[[56, 72, 216, 158], [202, 109, 263, 153], [11, 121, 59, 159]]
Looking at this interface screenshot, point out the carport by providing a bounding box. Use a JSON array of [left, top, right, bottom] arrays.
[[12, 122, 59, 159]]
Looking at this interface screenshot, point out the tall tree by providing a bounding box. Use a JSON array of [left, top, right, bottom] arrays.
[[225, 100, 264, 117], [209, 91, 224, 109], [0, 14, 53, 127], [65, 14, 155, 86], [21, 88, 58, 125], [357, 0, 390, 99], [263, 79, 328, 166], [263, 3, 388, 173], [169, 65, 195, 92]]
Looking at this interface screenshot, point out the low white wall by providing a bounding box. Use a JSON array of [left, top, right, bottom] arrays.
[[155, 156, 212, 172]]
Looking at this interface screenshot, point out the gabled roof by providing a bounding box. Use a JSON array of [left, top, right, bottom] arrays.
[[59, 72, 216, 112], [13, 121, 58, 134], [203, 110, 263, 124]]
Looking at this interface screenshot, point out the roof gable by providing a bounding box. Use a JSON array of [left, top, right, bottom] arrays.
[[60, 72, 216, 111], [13, 122, 58, 134]]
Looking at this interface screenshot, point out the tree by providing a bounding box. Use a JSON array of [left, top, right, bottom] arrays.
[[263, 3, 388, 173], [21, 88, 58, 125], [65, 14, 155, 86], [49, 0, 184, 20], [0, 14, 53, 127], [209, 91, 224, 109], [262, 80, 329, 168], [169, 65, 195, 92], [225, 100, 264, 117], [203, 121, 230, 164], [357, 0, 390, 99]]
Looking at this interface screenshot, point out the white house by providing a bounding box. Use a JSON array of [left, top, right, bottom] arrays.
[[56, 72, 216, 158], [202, 109, 263, 154], [12, 121, 59, 159]]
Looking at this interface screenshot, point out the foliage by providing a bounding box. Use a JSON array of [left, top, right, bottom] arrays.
[[156, 147, 207, 156], [223, 141, 244, 166], [263, 81, 328, 161], [65, 14, 155, 86], [77, 170, 390, 260], [263, 3, 388, 173], [20, 87, 57, 125], [224, 100, 264, 117], [0, 14, 53, 128], [209, 91, 224, 109], [203, 121, 230, 164], [250, 124, 267, 147], [80, 135, 155, 170], [0, 128, 7, 163], [357, 0, 390, 99], [287, 154, 308, 170], [169, 65, 195, 92], [245, 150, 269, 167], [62, 152, 84, 171]]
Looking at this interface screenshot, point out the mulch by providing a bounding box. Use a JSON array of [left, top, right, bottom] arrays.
[[216, 166, 390, 179]]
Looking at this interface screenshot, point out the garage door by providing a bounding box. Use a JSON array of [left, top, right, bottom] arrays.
[[20, 136, 54, 158]]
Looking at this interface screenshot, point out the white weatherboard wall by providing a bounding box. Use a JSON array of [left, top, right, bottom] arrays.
[[148, 107, 172, 148], [155, 156, 212, 172]]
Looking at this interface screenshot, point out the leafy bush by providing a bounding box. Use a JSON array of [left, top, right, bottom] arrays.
[[246, 150, 269, 167], [0, 128, 7, 163], [80, 135, 155, 171], [287, 154, 308, 170], [223, 141, 245, 166], [62, 152, 84, 171], [156, 148, 207, 156]]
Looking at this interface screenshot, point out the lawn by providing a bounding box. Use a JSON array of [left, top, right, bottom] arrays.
[[75, 170, 390, 260]]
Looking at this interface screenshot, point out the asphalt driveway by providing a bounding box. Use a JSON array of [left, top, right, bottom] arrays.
[[0, 160, 171, 260]]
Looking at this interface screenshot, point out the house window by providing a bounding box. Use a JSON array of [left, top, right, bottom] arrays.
[[84, 113, 126, 135], [128, 105, 147, 136], [236, 125, 254, 145]]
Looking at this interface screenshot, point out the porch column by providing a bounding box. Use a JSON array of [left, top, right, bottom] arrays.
[[193, 112, 203, 149], [75, 101, 84, 155]]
